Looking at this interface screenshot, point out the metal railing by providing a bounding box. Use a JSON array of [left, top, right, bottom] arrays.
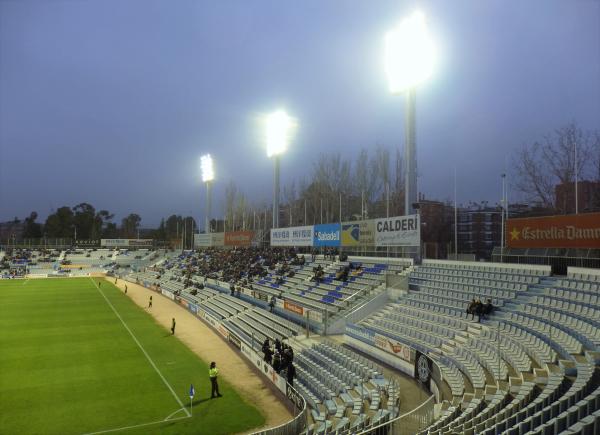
[[358, 394, 435, 435], [250, 384, 308, 435]]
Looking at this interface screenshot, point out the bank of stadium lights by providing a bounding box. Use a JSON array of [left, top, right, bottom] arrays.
[[265, 110, 297, 228], [384, 10, 436, 215], [201, 154, 214, 182], [266, 110, 295, 158], [201, 154, 214, 233]]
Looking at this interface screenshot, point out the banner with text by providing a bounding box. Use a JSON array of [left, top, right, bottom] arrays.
[[374, 214, 420, 247], [313, 223, 341, 247], [194, 233, 212, 247], [212, 232, 225, 247], [224, 231, 255, 247], [507, 212, 600, 249], [101, 239, 153, 248], [270, 225, 314, 247], [373, 333, 414, 363], [341, 220, 375, 247]]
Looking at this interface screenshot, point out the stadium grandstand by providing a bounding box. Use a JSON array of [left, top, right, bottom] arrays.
[[2, 213, 600, 435]]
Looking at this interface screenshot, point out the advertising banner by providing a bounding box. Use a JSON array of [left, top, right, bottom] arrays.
[[194, 233, 212, 247], [74, 239, 101, 247], [341, 220, 375, 246], [507, 212, 600, 249], [101, 239, 129, 247], [284, 300, 304, 316], [161, 289, 175, 301], [212, 232, 225, 247], [313, 223, 341, 247], [286, 383, 304, 412], [374, 214, 420, 247], [224, 231, 255, 247], [373, 333, 413, 363], [228, 332, 242, 350], [100, 239, 153, 247], [414, 350, 433, 392], [129, 239, 153, 247], [270, 225, 314, 247]]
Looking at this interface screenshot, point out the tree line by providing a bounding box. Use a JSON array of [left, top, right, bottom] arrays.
[[19, 204, 196, 246]]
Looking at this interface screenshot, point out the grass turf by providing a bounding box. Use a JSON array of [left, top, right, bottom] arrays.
[[0, 277, 264, 435]]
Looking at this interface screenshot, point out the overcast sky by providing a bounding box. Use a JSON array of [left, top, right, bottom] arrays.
[[1, 0, 599, 227]]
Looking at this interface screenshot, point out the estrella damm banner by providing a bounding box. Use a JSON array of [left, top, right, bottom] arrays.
[[506, 212, 600, 249]]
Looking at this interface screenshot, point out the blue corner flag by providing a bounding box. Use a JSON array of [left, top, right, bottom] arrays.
[[189, 384, 195, 399]]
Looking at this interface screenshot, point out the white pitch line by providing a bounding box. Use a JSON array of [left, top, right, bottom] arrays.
[[22, 279, 29, 285], [164, 407, 188, 421], [89, 279, 191, 417], [82, 415, 190, 435]]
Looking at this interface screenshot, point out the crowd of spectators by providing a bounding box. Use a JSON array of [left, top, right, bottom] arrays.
[[262, 338, 296, 386], [155, 247, 307, 292], [466, 298, 494, 322]]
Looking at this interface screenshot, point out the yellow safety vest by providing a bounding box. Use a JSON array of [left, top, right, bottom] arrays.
[[209, 367, 218, 378]]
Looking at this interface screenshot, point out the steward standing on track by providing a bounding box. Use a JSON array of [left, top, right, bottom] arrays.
[[209, 362, 222, 398], [148, 295, 152, 308], [171, 318, 176, 335]]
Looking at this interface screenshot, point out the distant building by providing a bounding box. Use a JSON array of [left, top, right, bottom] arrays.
[[555, 180, 600, 214], [457, 206, 502, 260], [0, 220, 25, 245]]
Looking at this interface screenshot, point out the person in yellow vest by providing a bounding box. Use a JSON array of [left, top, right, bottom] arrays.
[[209, 362, 222, 398]]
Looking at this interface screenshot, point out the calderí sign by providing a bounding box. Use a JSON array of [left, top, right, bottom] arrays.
[[507, 212, 600, 249], [374, 214, 420, 247]]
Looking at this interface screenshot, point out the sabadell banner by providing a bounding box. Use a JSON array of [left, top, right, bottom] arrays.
[[270, 225, 314, 247], [374, 214, 420, 247]]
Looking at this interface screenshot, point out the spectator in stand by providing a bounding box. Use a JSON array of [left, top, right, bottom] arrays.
[[466, 298, 477, 320], [273, 351, 281, 373], [286, 362, 296, 387], [262, 338, 272, 363], [482, 298, 494, 320], [275, 338, 282, 353], [269, 296, 276, 313]]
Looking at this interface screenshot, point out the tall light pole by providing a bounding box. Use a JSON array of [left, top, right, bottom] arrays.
[[385, 10, 436, 215], [500, 173, 506, 263], [266, 110, 295, 229], [201, 154, 214, 233]]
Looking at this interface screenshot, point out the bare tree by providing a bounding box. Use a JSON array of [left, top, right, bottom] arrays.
[[225, 181, 237, 231], [513, 123, 595, 208]]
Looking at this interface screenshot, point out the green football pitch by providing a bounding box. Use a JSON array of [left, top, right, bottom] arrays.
[[0, 277, 264, 435]]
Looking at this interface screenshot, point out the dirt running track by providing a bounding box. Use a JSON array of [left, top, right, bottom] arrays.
[[111, 277, 292, 434]]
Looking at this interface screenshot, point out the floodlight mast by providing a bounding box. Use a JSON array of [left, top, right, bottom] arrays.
[[266, 110, 294, 229], [201, 154, 214, 233], [385, 10, 435, 215]]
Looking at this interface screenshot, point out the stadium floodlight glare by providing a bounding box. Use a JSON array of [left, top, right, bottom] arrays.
[[266, 110, 295, 158], [385, 10, 436, 94], [201, 154, 214, 182], [265, 109, 296, 228], [385, 10, 436, 217], [201, 154, 214, 234]]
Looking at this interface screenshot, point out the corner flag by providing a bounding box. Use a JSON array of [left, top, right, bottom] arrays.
[[189, 384, 195, 399]]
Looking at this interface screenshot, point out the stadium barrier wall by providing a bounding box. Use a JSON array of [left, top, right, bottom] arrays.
[[358, 394, 435, 435], [132, 281, 308, 434]]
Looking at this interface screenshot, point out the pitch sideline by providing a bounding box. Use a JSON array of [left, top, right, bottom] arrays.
[[89, 278, 191, 419]]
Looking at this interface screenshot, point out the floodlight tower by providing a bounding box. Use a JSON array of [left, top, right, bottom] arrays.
[[201, 154, 214, 233], [266, 110, 295, 229], [385, 10, 436, 215]]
